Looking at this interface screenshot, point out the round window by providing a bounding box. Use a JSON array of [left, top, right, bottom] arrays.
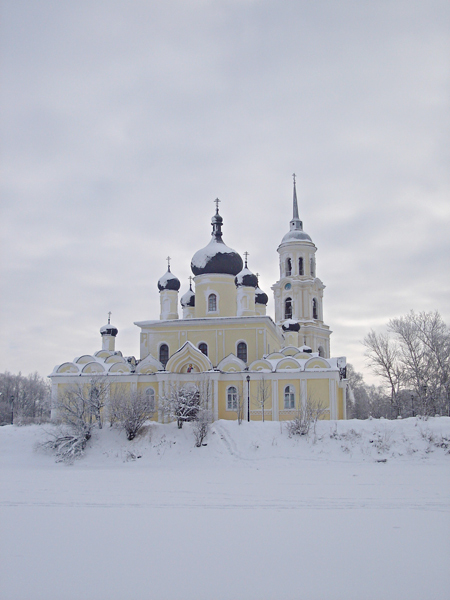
[[285, 283, 291, 290]]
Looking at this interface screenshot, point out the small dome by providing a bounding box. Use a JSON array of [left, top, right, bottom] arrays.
[[100, 323, 118, 337], [282, 320, 300, 332], [181, 287, 195, 307], [280, 229, 312, 244], [235, 266, 258, 288], [158, 268, 181, 292], [191, 204, 243, 276], [255, 286, 268, 305]]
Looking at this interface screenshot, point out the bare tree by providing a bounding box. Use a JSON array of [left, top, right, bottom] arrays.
[[160, 384, 200, 428], [0, 371, 51, 425], [363, 330, 403, 417], [112, 390, 155, 440], [253, 375, 271, 422]]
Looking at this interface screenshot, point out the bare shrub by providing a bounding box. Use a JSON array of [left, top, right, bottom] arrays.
[[160, 384, 200, 429], [193, 406, 212, 447], [112, 390, 155, 440], [286, 397, 328, 438]]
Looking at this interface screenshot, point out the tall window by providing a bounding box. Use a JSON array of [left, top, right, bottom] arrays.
[[145, 388, 156, 412], [312, 298, 318, 320], [285, 258, 292, 277], [237, 342, 247, 363], [159, 343, 169, 367], [227, 386, 238, 411], [284, 385, 295, 409], [208, 293, 217, 312], [299, 257, 304, 275], [318, 346, 325, 357], [198, 342, 208, 356], [285, 297, 292, 319], [310, 257, 315, 277]]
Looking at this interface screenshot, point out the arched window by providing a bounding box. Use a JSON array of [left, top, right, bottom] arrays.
[[159, 343, 169, 367], [227, 386, 238, 411], [312, 298, 318, 320], [285, 297, 292, 319], [284, 385, 295, 409], [237, 342, 247, 363], [208, 293, 217, 312], [198, 342, 208, 356], [145, 388, 156, 412], [318, 346, 325, 357], [310, 257, 315, 277], [299, 257, 304, 276], [285, 258, 292, 277]]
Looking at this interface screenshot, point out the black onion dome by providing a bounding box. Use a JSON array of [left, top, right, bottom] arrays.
[[235, 266, 258, 288], [282, 320, 301, 332], [100, 323, 118, 337], [157, 268, 181, 291], [191, 204, 243, 276], [255, 286, 269, 305], [180, 287, 195, 307]]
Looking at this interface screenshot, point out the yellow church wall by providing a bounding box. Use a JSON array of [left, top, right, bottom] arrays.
[[194, 274, 237, 318], [338, 386, 344, 420], [277, 378, 300, 420], [307, 378, 331, 419]]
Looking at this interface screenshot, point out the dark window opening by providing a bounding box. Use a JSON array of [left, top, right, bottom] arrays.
[[285, 297, 292, 320], [285, 258, 292, 277], [159, 344, 169, 367], [237, 342, 247, 363], [312, 298, 318, 320], [208, 293, 217, 312], [198, 343, 208, 356], [299, 257, 304, 275]]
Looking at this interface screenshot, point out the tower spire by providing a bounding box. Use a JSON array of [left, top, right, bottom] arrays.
[[211, 198, 223, 240], [292, 173, 299, 219]]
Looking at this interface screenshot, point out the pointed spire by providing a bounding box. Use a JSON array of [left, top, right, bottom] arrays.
[[292, 173, 299, 220], [211, 198, 223, 240], [243, 251, 249, 268]]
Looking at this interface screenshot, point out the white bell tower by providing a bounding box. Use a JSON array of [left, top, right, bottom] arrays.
[[271, 176, 331, 357]]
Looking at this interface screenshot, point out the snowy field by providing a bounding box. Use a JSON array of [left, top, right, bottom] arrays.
[[1, 418, 449, 600]]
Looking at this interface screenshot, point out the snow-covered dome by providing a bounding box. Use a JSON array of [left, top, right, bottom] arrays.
[[235, 266, 258, 288], [181, 286, 195, 307], [191, 205, 243, 276], [282, 319, 301, 332], [100, 323, 118, 337], [255, 286, 268, 305], [157, 268, 181, 292]]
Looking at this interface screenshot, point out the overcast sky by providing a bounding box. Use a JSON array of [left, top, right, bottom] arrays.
[[1, 0, 449, 385]]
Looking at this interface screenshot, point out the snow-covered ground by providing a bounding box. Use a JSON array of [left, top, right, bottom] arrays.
[[1, 418, 449, 600]]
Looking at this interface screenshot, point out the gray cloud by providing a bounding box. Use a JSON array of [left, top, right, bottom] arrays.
[[1, 0, 449, 384]]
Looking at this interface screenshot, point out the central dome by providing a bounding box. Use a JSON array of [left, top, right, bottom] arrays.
[[191, 203, 243, 276]]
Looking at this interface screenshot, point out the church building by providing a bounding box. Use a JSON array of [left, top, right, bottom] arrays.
[[50, 179, 348, 421]]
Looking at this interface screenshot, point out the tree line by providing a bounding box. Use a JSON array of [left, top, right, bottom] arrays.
[[348, 310, 449, 418], [0, 372, 51, 425]]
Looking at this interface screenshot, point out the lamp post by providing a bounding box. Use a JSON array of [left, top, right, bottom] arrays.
[[10, 395, 14, 425], [246, 375, 250, 422]]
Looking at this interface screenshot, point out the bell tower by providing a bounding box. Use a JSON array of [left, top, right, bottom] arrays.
[[272, 176, 331, 356]]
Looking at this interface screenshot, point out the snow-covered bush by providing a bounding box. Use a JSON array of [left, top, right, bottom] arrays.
[[160, 384, 200, 429]]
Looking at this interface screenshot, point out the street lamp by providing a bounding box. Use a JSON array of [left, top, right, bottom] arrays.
[[10, 395, 14, 425], [246, 375, 250, 422]]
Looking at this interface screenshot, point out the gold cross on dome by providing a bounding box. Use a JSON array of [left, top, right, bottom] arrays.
[[214, 198, 221, 211]]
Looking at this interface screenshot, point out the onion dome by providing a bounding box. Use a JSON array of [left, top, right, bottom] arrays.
[[181, 283, 195, 307], [255, 286, 268, 305], [100, 314, 118, 337], [191, 200, 243, 276], [282, 319, 301, 332], [157, 265, 181, 292], [235, 254, 258, 288], [280, 177, 312, 245]]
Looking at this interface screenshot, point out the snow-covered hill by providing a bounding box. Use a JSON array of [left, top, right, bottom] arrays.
[[1, 418, 449, 600]]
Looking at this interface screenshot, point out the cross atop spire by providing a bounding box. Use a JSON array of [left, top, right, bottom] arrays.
[[166, 256, 171, 271], [188, 275, 193, 289], [214, 198, 221, 213], [243, 251, 249, 268], [107, 311, 112, 325]]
